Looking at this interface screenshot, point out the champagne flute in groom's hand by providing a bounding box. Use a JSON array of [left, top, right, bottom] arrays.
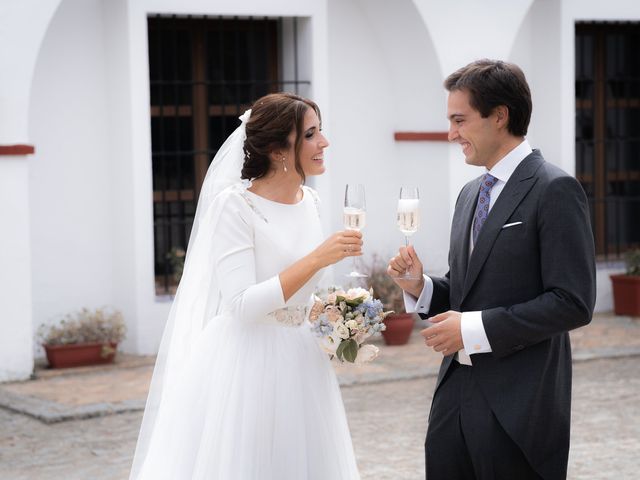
[[396, 186, 421, 280]]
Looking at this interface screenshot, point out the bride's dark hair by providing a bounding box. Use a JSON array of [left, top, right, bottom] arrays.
[[241, 92, 321, 183]]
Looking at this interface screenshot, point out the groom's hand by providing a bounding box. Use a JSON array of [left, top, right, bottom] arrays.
[[421, 311, 463, 355], [387, 245, 424, 297]]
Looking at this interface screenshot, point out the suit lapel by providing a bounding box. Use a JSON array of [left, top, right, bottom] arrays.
[[461, 152, 544, 302], [450, 179, 479, 291]]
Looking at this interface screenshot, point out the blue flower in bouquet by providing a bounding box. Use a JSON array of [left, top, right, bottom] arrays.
[[357, 298, 384, 319], [310, 313, 334, 337], [370, 322, 385, 333]]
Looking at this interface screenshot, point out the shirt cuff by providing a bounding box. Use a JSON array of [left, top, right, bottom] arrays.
[[460, 311, 492, 355], [403, 275, 433, 314]]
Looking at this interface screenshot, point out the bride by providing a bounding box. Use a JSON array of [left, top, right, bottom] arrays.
[[129, 93, 362, 479]]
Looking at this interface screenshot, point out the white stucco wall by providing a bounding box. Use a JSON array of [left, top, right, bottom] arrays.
[[28, 0, 115, 352], [103, 0, 139, 354], [509, 0, 563, 171], [327, 0, 450, 277], [2, 0, 636, 374], [0, 0, 62, 144]]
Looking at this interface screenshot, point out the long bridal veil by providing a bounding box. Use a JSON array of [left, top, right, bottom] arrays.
[[129, 110, 251, 479]]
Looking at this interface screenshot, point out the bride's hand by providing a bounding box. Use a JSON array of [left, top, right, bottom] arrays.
[[311, 230, 363, 268]]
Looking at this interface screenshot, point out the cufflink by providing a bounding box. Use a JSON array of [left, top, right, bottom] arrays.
[[474, 344, 481, 351]]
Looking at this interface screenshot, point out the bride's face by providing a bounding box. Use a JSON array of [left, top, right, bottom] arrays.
[[287, 108, 329, 177]]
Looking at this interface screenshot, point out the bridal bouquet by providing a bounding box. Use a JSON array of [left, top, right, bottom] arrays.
[[309, 287, 390, 364]]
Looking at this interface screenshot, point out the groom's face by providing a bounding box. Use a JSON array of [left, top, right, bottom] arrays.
[[447, 89, 503, 170]]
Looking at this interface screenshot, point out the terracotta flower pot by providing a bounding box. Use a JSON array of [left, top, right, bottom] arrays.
[[43, 342, 118, 369], [610, 274, 640, 316], [381, 313, 414, 345]]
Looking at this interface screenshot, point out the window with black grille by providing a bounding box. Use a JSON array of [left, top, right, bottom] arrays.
[[576, 22, 640, 258], [148, 15, 309, 295]]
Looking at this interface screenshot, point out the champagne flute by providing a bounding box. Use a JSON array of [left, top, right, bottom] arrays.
[[397, 186, 421, 279], [343, 184, 368, 278]]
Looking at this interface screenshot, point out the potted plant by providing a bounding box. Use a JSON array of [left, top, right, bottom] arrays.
[[363, 255, 415, 345], [166, 247, 186, 284], [610, 248, 640, 316], [38, 307, 127, 368]]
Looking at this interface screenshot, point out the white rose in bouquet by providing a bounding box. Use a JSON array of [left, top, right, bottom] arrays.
[[319, 335, 339, 355], [345, 287, 370, 301], [345, 319, 359, 330], [334, 323, 350, 340], [354, 344, 380, 365], [326, 292, 338, 304]]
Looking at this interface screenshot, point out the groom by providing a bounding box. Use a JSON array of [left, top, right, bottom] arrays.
[[389, 59, 595, 479]]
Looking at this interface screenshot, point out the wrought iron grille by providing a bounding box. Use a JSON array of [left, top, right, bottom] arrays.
[[149, 15, 310, 295], [576, 22, 640, 258]]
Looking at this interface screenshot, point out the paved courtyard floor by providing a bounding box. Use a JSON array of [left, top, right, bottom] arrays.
[[0, 313, 639, 479]]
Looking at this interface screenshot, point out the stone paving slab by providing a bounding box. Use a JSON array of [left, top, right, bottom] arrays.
[[0, 363, 152, 423], [0, 388, 146, 424], [1, 312, 638, 424], [1, 356, 637, 479]]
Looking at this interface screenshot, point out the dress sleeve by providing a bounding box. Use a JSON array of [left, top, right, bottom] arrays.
[[211, 192, 286, 321]]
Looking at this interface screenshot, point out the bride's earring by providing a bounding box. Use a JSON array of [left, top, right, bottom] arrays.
[[281, 157, 288, 173]]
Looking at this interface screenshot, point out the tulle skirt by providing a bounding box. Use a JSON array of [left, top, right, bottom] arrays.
[[134, 315, 360, 479]]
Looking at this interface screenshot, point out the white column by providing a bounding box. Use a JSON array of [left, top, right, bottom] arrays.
[[0, 0, 62, 381], [0, 155, 33, 381]]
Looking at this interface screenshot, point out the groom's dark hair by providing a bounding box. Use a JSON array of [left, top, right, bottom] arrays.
[[444, 59, 532, 137]]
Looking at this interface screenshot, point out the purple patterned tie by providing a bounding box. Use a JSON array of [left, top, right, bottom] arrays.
[[472, 173, 498, 245]]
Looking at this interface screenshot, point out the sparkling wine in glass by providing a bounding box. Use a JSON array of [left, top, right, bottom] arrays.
[[344, 184, 367, 278], [397, 186, 421, 279]]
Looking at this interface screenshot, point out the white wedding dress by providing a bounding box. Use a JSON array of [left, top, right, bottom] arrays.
[[134, 183, 360, 479]]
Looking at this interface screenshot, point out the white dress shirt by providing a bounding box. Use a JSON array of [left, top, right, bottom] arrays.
[[405, 140, 533, 365]]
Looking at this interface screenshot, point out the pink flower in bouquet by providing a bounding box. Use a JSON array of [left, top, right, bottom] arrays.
[[325, 305, 343, 323], [309, 298, 325, 322]]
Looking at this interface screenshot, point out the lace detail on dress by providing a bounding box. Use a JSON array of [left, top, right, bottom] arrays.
[[266, 305, 309, 327], [304, 186, 321, 218], [236, 182, 269, 223]]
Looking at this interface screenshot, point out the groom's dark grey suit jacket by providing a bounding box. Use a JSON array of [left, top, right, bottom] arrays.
[[424, 150, 596, 480]]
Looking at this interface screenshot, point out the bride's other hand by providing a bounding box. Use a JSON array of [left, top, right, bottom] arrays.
[[280, 230, 361, 301], [311, 230, 363, 267]]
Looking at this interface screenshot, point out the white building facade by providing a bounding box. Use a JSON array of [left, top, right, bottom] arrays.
[[1, 0, 638, 381]]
